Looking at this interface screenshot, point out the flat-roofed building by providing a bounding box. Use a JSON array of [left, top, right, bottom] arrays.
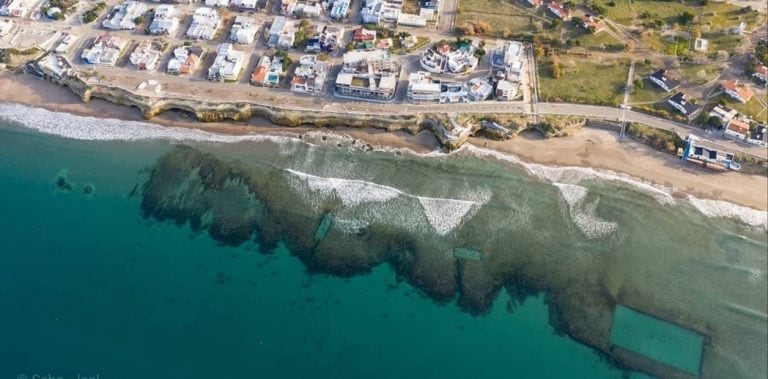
[[229, 16, 260, 44], [102, 1, 147, 30], [167, 46, 202, 76], [186, 7, 221, 40], [129, 40, 164, 71], [80, 34, 127, 66], [207, 43, 246, 81], [149, 5, 180, 35], [291, 55, 328, 94]]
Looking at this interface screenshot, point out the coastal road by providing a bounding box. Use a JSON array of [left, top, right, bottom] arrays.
[[536, 103, 768, 160]]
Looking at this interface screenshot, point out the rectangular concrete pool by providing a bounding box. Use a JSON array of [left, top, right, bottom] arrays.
[[610, 305, 705, 376]]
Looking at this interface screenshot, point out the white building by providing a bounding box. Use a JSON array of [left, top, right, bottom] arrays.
[[0, 0, 32, 18], [407, 71, 468, 103], [397, 13, 427, 27], [81, 34, 127, 66], [232, 0, 259, 9], [250, 55, 283, 87], [468, 79, 493, 101], [336, 49, 398, 100], [102, 1, 147, 30], [267, 16, 298, 49], [167, 46, 201, 75], [229, 16, 259, 44], [208, 43, 246, 81], [149, 5, 180, 35], [129, 41, 163, 70], [491, 41, 524, 79], [291, 55, 328, 94], [330, 0, 350, 19], [495, 79, 519, 101], [420, 41, 479, 75], [187, 7, 221, 40], [205, 0, 230, 7]]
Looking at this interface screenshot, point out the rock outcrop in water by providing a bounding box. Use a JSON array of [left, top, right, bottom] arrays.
[[139, 146, 768, 379]]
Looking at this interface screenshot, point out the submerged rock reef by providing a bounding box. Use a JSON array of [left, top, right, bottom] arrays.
[[140, 145, 767, 379]]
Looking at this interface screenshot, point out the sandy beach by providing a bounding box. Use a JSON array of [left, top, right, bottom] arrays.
[[1, 71, 766, 210]]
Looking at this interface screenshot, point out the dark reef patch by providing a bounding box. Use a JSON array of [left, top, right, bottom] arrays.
[[53, 169, 74, 193], [137, 145, 752, 379]]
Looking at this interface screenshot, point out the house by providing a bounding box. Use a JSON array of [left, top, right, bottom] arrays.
[[648, 69, 681, 92], [129, 40, 163, 70], [232, 0, 258, 9], [102, 1, 147, 30], [282, 0, 323, 17], [330, 0, 350, 19], [751, 64, 767, 84], [250, 55, 283, 87], [667, 92, 701, 120], [0, 0, 31, 17], [491, 41, 524, 80], [420, 0, 439, 8], [495, 79, 519, 101], [407, 71, 468, 103], [208, 43, 245, 81], [306, 25, 343, 53], [708, 105, 738, 125], [167, 46, 201, 75], [205, 0, 230, 7], [748, 124, 766, 146], [186, 7, 221, 40], [335, 50, 399, 100], [361, 0, 401, 24], [468, 79, 493, 101], [547, 1, 570, 20], [721, 79, 753, 103], [229, 16, 259, 44], [81, 34, 127, 66], [353, 27, 376, 45], [267, 16, 298, 49], [581, 15, 605, 33], [291, 55, 328, 94], [522, 0, 541, 7], [724, 118, 750, 141], [149, 5, 180, 35], [420, 40, 479, 74]]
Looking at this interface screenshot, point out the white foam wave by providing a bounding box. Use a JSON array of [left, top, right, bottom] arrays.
[[459, 145, 768, 229], [461, 145, 674, 205], [286, 169, 402, 207], [0, 102, 300, 144], [285, 169, 487, 235], [554, 183, 619, 239], [687, 197, 768, 229], [417, 197, 478, 236]]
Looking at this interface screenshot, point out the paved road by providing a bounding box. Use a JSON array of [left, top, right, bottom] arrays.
[[537, 103, 768, 159]]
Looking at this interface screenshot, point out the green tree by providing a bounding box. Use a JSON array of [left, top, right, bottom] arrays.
[[550, 55, 562, 79], [133, 16, 146, 25], [679, 11, 695, 25]]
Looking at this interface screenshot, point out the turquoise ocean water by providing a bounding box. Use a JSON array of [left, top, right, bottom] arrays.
[[0, 105, 766, 378], [0, 121, 624, 378]]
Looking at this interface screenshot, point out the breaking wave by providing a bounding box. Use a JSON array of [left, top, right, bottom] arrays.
[[0, 102, 301, 144], [554, 183, 619, 239], [285, 169, 488, 235], [1, 102, 763, 229]]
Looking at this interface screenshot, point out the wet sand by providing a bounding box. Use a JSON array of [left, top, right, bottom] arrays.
[[1, 71, 766, 210]]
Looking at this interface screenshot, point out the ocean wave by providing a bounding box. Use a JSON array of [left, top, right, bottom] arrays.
[[2, 102, 763, 229], [554, 183, 619, 239], [285, 169, 488, 235], [0, 102, 301, 144], [687, 197, 768, 229]]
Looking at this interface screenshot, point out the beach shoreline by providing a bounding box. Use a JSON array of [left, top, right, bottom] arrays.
[[1, 71, 766, 210]]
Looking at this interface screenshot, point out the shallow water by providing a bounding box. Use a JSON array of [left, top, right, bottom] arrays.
[[0, 108, 766, 378]]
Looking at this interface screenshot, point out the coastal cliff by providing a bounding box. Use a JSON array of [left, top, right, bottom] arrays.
[[45, 71, 546, 151]]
